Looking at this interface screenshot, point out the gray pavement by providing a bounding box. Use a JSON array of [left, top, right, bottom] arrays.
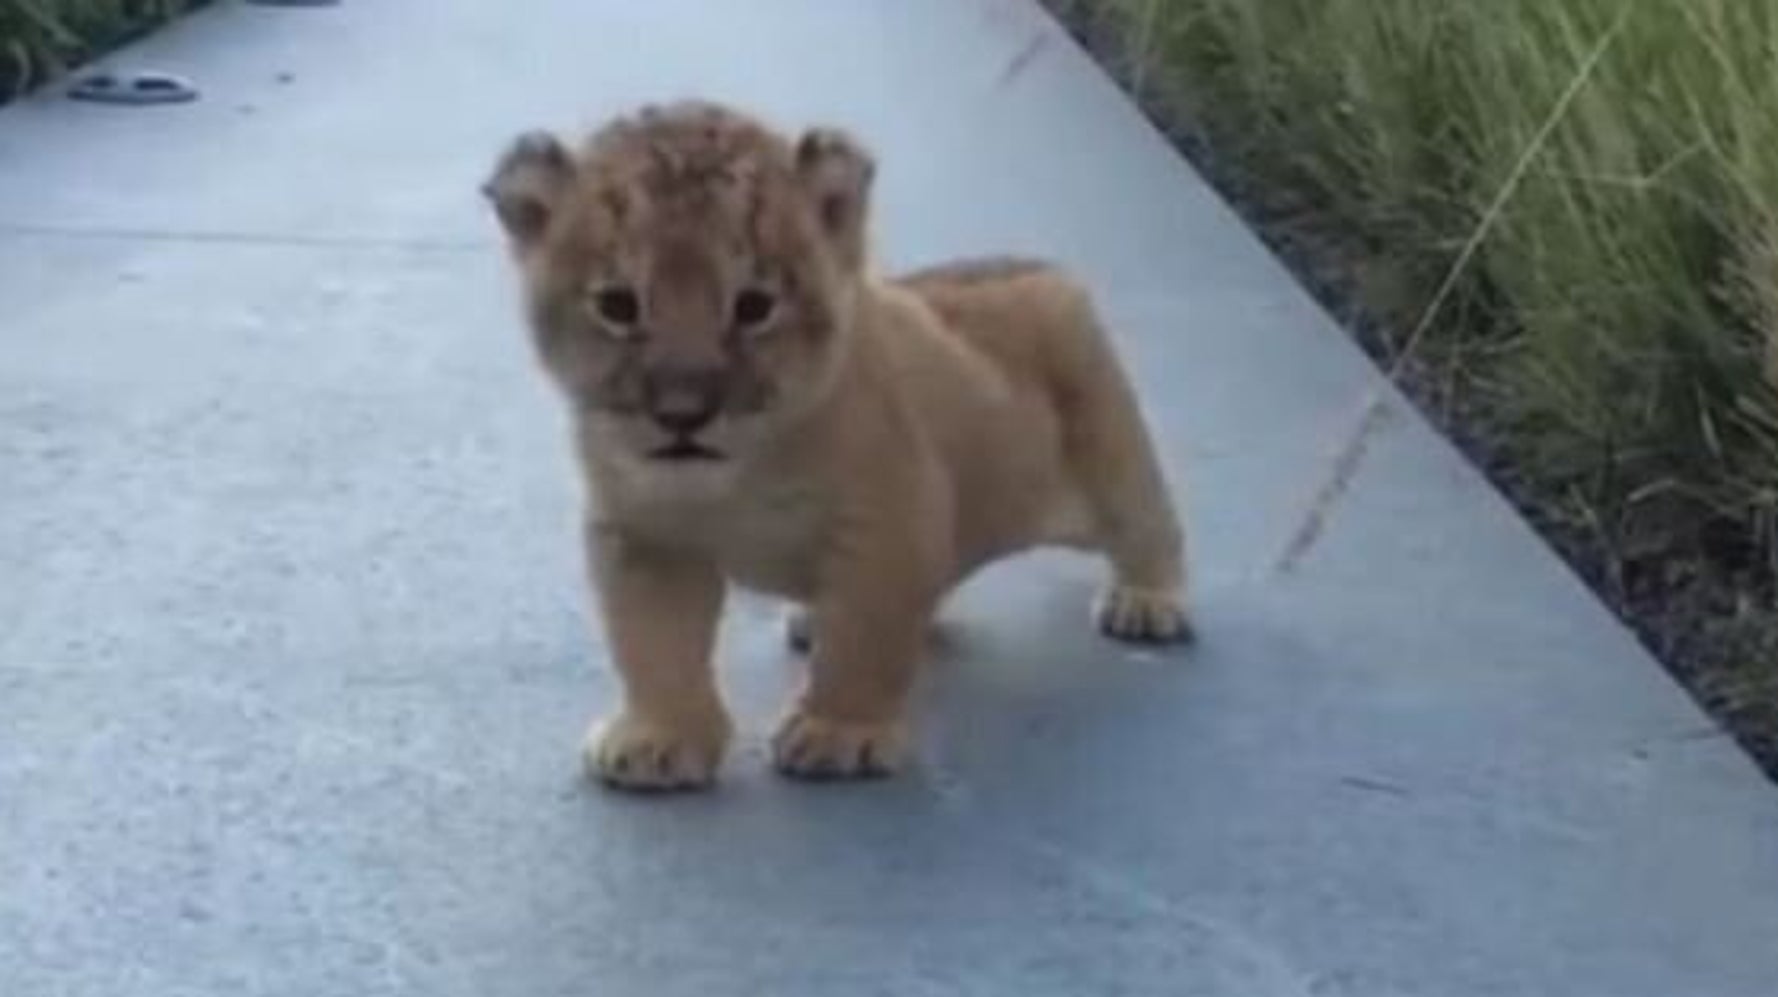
[[4, 2, 1777, 995]]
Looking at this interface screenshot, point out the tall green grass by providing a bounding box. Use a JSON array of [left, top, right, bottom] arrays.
[[1069, 1, 1778, 599], [1, 0, 197, 98], [1059, 0, 1778, 759]]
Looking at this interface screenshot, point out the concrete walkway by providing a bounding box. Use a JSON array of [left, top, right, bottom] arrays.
[[4, 2, 1777, 994]]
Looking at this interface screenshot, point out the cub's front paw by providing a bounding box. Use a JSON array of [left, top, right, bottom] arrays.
[[1095, 584, 1194, 644], [585, 711, 730, 792], [771, 709, 906, 781]]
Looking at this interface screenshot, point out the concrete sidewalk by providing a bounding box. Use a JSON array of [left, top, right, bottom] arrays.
[[3, 1, 1776, 994]]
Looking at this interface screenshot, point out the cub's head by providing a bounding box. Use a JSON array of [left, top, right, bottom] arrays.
[[483, 101, 874, 471]]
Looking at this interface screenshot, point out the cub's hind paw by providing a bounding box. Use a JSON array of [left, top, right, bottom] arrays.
[[784, 607, 813, 655], [1095, 584, 1193, 645]]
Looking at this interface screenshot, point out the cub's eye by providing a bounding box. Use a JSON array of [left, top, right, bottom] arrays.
[[732, 289, 777, 330], [591, 287, 640, 327]]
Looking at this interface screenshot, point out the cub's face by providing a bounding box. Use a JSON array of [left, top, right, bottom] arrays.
[[483, 103, 874, 474]]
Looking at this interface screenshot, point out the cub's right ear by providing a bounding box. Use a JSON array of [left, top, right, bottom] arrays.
[[481, 130, 574, 251]]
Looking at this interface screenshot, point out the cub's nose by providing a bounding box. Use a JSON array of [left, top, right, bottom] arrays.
[[652, 401, 718, 437], [644, 365, 724, 436]]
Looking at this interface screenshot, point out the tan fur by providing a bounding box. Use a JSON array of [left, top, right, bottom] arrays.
[[485, 102, 1189, 791]]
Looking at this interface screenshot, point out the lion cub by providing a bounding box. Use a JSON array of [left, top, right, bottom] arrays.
[[484, 101, 1190, 791]]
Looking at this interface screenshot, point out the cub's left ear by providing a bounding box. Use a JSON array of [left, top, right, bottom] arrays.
[[795, 127, 875, 271], [481, 130, 574, 252]]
